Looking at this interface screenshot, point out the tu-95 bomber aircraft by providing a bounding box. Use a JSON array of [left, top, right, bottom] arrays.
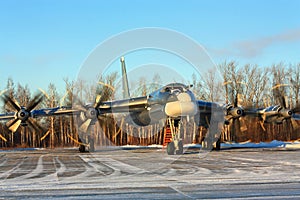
[[0, 57, 248, 154]]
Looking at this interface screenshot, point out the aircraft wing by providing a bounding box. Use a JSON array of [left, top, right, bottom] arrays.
[[0, 107, 81, 121], [292, 114, 300, 120], [0, 96, 149, 121], [0, 113, 15, 121], [244, 108, 264, 117], [32, 96, 149, 117], [31, 106, 81, 117]]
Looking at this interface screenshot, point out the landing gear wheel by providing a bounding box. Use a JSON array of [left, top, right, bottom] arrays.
[[167, 142, 175, 155], [214, 138, 221, 151], [79, 144, 86, 153], [176, 140, 183, 155], [202, 140, 213, 150]]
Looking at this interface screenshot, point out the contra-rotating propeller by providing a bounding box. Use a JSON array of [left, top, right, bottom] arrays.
[[75, 82, 115, 133], [225, 92, 247, 137], [1, 91, 45, 133], [76, 95, 102, 133], [272, 84, 300, 130]]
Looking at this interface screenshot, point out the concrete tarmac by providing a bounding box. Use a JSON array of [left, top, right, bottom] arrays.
[[1, 147, 300, 199]]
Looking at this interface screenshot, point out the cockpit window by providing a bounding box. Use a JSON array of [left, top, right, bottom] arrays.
[[161, 83, 187, 93]]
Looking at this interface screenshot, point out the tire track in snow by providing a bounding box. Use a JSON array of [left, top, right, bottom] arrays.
[[0, 156, 26, 181], [80, 155, 147, 176], [79, 155, 114, 176]]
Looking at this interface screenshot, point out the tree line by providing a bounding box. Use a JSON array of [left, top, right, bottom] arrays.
[[0, 62, 300, 148]]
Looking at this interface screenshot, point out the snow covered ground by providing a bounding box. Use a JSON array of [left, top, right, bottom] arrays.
[[117, 140, 300, 150], [221, 140, 300, 149], [1, 142, 300, 199]]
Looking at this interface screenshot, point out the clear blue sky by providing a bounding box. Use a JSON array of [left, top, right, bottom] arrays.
[[0, 0, 299, 94]]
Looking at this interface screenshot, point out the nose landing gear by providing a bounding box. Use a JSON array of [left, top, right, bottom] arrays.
[[165, 118, 184, 155]]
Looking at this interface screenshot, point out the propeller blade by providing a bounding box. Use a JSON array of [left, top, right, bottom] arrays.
[[8, 119, 21, 133], [2, 94, 21, 111], [0, 89, 7, 96], [27, 118, 44, 133], [6, 118, 19, 129], [38, 88, 49, 100], [239, 118, 248, 132], [67, 134, 88, 146], [281, 95, 287, 109], [94, 94, 102, 108], [234, 93, 238, 107], [79, 119, 92, 133], [291, 119, 299, 130], [259, 121, 266, 132], [272, 85, 288, 109], [26, 92, 45, 111], [235, 117, 241, 133], [98, 81, 115, 91], [0, 133, 7, 142], [40, 130, 50, 141], [4, 103, 17, 112]]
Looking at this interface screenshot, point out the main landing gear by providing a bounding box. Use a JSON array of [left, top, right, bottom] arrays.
[[78, 136, 95, 153], [166, 118, 184, 155], [201, 132, 221, 151], [68, 135, 95, 153]]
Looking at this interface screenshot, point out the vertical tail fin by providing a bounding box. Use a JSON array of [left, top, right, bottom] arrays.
[[120, 56, 130, 99]]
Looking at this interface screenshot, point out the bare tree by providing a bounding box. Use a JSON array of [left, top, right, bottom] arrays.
[[203, 69, 223, 102], [43, 83, 59, 148], [191, 73, 205, 99], [289, 63, 300, 106]]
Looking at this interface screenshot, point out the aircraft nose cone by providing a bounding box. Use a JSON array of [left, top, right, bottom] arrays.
[[165, 92, 197, 117]]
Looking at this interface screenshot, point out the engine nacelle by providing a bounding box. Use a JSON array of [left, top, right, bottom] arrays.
[[129, 106, 166, 127], [130, 111, 151, 126], [226, 105, 244, 118], [280, 109, 293, 118]]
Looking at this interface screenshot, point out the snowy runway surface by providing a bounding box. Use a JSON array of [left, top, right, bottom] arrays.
[[1, 147, 300, 199]]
